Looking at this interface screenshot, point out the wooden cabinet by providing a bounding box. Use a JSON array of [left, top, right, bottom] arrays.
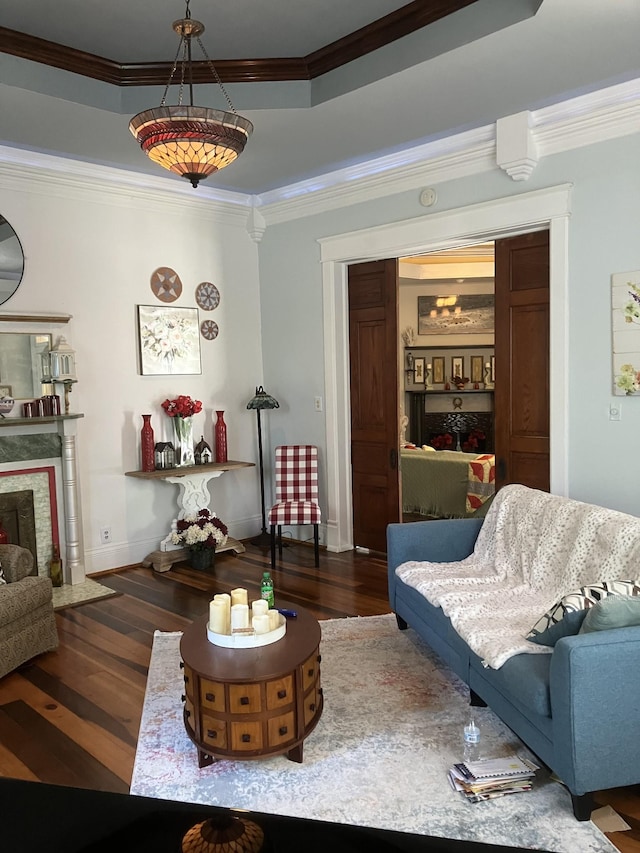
[[180, 611, 323, 766]]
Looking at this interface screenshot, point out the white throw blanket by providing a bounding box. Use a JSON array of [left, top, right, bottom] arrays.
[[396, 484, 640, 668]]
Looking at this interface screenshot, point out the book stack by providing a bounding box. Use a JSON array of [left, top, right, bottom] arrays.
[[448, 755, 538, 803]]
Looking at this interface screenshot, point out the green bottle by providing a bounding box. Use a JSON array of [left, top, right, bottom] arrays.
[[260, 571, 274, 608], [50, 542, 63, 588]]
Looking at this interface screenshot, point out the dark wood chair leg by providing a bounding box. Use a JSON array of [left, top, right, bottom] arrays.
[[313, 524, 319, 566], [277, 525, 283, 557], [571, 792, 594, 821], [270, 525, 276, 570]]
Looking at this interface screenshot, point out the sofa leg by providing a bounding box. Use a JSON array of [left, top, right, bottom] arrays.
[[469, 689, 487, 707], [395, 613, 408, 630], [571, 792, 594, 821]]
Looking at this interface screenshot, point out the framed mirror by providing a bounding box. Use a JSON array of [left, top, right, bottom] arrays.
[[0, 215, 25, 305], [0, 333, 52, 398]]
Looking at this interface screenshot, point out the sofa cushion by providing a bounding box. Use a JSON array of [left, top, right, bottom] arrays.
[[0, 565, 5, 585], [528, 608, 587, 646], [528, 580, 640, 637], [579, 595, 640, 634]]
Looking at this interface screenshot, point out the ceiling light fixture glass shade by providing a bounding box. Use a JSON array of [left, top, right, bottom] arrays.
[[129, 1, 253, 188]]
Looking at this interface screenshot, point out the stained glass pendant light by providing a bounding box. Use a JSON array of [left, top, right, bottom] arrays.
[[129, 0, 253, 188]]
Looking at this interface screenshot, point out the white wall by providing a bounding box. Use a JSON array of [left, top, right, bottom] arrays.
[[0, 164, 264, 574], [258, 132, 640, 519]]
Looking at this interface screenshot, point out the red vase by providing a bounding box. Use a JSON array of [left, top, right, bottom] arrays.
[[215, 411, 228, 463], [141, 414, 155, 472]]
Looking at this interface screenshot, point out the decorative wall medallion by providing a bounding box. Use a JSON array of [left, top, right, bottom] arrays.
[[150, 267, 182, 302], [195, 281, 220, 310], [201, 319, 219, 340]]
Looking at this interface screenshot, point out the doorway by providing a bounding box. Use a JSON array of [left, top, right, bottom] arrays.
[[398, 243, 496, 524], [319, 183, 571, 553]]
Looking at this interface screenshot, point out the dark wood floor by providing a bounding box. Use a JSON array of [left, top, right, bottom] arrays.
[[0, 539, 638, 851]]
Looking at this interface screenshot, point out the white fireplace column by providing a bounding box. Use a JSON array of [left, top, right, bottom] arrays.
[[57, 417, 85, 584]]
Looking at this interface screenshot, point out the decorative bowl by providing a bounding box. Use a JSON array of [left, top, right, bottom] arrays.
[[0, 396, 15, 416]]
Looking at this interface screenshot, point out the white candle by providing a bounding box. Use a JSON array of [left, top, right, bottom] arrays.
[[268, 609, 280, 631], [253, 613, 270, 634], [210, 600, 228, 634], [213, 593, 231, 633], [231, 603, 250, 631], [231, 587, 248, 607], [252, 599, 269, 618]]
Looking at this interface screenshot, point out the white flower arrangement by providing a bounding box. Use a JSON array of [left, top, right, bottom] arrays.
[[171, 509, 228, 552]]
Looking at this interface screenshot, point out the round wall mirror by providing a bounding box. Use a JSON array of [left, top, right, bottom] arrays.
[[0, 215, 25, 305]]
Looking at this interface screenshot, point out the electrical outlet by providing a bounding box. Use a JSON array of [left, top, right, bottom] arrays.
[[100, 526, 112, 544], [314, 396, 323, 412], [609, 403, 622, 422]]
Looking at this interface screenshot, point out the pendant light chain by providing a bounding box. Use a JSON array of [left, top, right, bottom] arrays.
[[195, 35, 237, 115]]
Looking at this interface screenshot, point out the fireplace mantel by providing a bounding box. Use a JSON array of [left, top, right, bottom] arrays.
[[0, 414, 85, 584]]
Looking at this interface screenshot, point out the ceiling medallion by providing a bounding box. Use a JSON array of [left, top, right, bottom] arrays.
[[129, 0, 253, 188], [195, 281, 220, 310], [150, 267, 183, 302], [200, 319, 219, 340]]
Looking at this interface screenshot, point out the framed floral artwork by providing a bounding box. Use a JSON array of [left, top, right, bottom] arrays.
[[414, 358, 425, 384], [612, 270, 640, 395], [137, 305, 201, 375]]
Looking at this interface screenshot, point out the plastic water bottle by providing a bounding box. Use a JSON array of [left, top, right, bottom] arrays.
[[261, 571, 275, 608], [463, 716, 481, 763]]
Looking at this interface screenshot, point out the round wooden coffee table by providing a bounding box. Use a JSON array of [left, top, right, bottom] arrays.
[[180, 605, 323, 767]]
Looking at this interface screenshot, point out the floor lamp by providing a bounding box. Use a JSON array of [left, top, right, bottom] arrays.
[[246, 386, 279, 548]]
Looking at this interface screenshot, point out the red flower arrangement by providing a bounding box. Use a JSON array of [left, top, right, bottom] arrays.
[[161, 395, 202, 418], [430, 433, 454, 450], [462, 429, 486, 453]]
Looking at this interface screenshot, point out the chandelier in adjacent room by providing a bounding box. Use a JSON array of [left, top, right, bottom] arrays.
[[129, 0, 253, 188]]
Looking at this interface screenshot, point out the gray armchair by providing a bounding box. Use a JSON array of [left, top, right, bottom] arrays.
[[0, 544, 58, 679]]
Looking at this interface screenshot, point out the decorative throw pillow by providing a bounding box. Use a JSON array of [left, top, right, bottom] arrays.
[[0, 563, 5, 585], [527, 580, 640, 638], [528, 608, 587, 646], [579, 595, 640, 634]]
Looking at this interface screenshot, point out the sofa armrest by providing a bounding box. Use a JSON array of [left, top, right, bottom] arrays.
[[387, 517, 482, 571], [387, 518, 483, 610], [0, 544, 35, 583], [549, 627, 640, 795]]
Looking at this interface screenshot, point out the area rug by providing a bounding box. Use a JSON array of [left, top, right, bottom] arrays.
[[130, 614, 617, 853]]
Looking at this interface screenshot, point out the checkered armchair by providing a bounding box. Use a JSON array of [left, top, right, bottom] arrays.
[[267, 445, 321, 569]]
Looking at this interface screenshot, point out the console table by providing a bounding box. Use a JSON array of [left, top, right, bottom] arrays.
[[125, 460, 254, 572]]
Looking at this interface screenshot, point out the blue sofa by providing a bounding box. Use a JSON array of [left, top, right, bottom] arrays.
[[387, 517, 640, 821]]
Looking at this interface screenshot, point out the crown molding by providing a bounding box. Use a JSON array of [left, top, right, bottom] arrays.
[[256, 77, 640, 224], [0, 76, 637, 235], [0, 145, 251, 222], [0, 3, 478, 86], [256, 127, 496, 225]]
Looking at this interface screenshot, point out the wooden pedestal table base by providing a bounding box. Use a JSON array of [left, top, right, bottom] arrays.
[[125, 461, 254, 573], [140, 537, 245, 574], [180, 607, 323, 765]]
